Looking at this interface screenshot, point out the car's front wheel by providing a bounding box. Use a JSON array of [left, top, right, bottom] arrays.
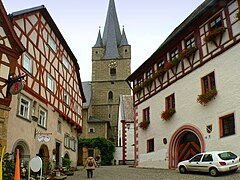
[[209, 167, 219, 177], [179, 166, 187, 174]]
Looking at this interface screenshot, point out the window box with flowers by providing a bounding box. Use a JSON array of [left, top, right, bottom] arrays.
[[133, 85, 142, 94], [164, 58, 180, 71], [153, 67, 165, 80], [161, 108, 175, 120], [139, 120, 150, 130], [204, 26, 226, 44], [179, 46, 198, 60], [197, 88, 217, 105], [143, 77, 153, 91]]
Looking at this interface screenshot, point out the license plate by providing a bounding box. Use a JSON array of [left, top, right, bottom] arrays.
[[229, 165, 237, 170]]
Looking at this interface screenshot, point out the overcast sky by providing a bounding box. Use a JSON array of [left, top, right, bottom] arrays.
[[3, 0, 205, 81]]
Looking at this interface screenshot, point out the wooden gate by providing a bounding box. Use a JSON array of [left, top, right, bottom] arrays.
[[177, 132, 200, 163]]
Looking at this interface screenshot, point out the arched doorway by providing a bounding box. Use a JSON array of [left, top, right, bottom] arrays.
[[12, 139, 30, 178], [169, 125, 205, 169], [38, 144, 49, 175]]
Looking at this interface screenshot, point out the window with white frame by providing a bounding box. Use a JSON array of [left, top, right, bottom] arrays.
[[23, 53, 32, 73], [48, 36, 56, 52], [64, 134, 70, 148], [186, 35, 195, 48], [76, 103, 81, 115], [63, 56, 69, 69], [170, 48, 179, 60], [18, 95, 31, 119], [38, 107, 47, 128], [47, 74, 54, 92], [63, 91, 69, 105], [70, 138, 76, 151]]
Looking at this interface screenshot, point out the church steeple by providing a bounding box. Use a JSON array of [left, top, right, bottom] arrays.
[[93, 0, 129, 59]]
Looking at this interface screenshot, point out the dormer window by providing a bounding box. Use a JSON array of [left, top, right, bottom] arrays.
[[210, 16, 223, 30]]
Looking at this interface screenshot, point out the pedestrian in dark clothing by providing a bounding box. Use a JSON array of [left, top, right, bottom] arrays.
[[84, 156, 97, 178]]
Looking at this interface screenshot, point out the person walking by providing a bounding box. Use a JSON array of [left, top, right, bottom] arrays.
[[84, 156, 97, 178]]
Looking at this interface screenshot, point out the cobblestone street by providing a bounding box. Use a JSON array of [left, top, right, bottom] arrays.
[[66, 165, 240, 180]]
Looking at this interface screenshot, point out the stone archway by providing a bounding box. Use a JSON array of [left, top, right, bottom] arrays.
[[12, 139, 30, 166], [38, 144, 49, 175], [169, 125, 205, 169]]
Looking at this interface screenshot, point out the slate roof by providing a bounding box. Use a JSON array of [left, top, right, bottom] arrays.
[[93, 0, 129, 59], [82, 81, 92, 109], [119, 95, 134, 122]]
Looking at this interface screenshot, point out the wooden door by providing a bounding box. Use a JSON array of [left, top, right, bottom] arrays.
[[178, 132, 201, 163]]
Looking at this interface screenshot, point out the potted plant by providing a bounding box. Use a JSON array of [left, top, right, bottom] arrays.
[[139, 120, 150, 130], [197, 88, 217, 105], [204, 26, 226, 43], [161, 108, 176, 120], [179, 46, 198, 60], [143, 77, 153, 87]]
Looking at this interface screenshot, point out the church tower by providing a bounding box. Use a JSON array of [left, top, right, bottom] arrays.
[[91, 0, 131, 144]]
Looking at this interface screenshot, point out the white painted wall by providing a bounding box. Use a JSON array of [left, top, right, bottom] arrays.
[[137, 43, 240, 169]]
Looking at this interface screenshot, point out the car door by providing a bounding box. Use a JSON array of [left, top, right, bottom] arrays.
[[198, 154, 213, 172], [187, 154, 203, 172]]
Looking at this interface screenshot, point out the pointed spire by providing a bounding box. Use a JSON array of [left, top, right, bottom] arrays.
[[120, 26, 128, 46], [93, 26, 103, 48], [102, 0, 121, 59]]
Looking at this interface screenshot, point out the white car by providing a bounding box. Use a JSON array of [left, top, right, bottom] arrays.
[[178, 151, 240, 177]]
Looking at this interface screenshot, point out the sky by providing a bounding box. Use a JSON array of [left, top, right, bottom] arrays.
[[3, 0, 205, 82]]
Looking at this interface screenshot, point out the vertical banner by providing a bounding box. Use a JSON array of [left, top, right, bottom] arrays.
[[0, 146, 5, 180], [14, 149, 20, 180]]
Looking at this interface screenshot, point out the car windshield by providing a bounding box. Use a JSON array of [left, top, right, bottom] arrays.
[[218, 152, 237, 160]]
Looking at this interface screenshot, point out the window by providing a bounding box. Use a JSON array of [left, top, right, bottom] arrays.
[[170, 48, 178, 60], [220, 113, 235, 137], [146, 69, 152, 79], [166, 94, 175, 110], [186, 35, 195, 48], [89, 128, 95, 133], [143, 107, 150, 121], [201, 72, 215, 94], [38, 107, 47, 128], [47, 74, 54, 92], [210, 16, 223, 30], [57, 120, 62, 133], [64, 134, 70, 148], [23, 53, 32, 73], [110, 67, 116, 76], [48, 36, 56, 52], [147, 138, 154, 153], [63, 91, 69, 105], [18, 95, 30, 119], [70, 138, 76, 151], [202, 154, 213, 162], [157, 60, 164, 69], [108, 91, 113, 100], [75, 103, 81, 115], [190, 154, 203, 162], [137, 77, 143, 86], [63, 56, 69, 69]]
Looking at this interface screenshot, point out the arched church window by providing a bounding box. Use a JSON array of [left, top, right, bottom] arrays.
[[108, 91, 113, 100]]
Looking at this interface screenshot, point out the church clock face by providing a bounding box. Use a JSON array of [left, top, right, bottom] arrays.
[[108, 60, 117, 68]]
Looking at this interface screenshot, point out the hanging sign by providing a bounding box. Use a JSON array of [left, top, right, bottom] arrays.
[[9, 81, 24, 95], [37, 134, 51, 143]]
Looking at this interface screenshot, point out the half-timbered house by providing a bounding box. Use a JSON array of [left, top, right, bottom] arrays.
[[6, 5, 85, 172], [0, 0, 24, 155], [127, 0, 240, 169]]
